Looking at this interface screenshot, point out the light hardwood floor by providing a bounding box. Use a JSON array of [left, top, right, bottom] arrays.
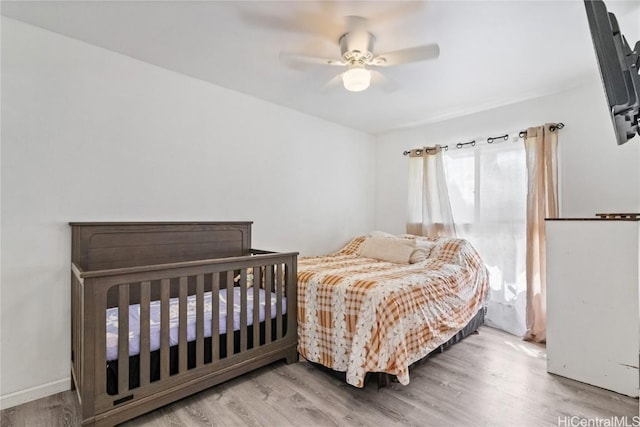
[[1, 327, 637, 427]]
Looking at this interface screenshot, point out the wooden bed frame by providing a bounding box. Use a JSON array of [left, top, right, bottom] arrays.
[[70, 222, 298, 426]]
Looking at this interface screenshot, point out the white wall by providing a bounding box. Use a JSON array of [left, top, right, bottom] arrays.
[[0, 17, 375, 408], [375, 80, 640, 233]]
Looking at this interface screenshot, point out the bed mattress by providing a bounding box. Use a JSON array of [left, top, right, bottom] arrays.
[[106, 287, 286, 361]]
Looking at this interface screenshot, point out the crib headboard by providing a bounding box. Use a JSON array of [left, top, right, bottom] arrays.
[[70, 222, 252, 271]]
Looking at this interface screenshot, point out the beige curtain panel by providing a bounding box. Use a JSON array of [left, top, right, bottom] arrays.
[[524, 124, 559, 343], [407, 146, 457, 238]]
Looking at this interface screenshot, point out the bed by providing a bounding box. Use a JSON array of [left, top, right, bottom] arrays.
[[70, 222, 298, 426], [297, 234, 489, 387]]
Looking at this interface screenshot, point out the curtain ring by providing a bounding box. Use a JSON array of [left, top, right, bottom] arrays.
[[549, 122, 565, 132]]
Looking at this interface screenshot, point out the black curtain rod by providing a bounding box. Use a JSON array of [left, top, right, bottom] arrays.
[[403, 122, 564, 156]]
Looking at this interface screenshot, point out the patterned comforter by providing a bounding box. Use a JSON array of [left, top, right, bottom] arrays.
[[297, 235, 489, 387]]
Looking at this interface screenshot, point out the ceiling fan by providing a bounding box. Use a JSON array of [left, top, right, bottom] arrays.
[[279, 16, 440, 93]]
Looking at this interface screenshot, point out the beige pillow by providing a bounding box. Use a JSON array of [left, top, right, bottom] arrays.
[[358, 237, 414, 264]]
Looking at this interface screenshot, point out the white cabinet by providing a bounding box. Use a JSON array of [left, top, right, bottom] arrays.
[[546, 219, 639, 397]]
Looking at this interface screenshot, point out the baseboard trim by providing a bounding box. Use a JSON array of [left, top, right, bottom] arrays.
[[0, 378, 70, 410]]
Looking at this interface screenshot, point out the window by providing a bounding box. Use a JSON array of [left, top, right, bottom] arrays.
[[444, 142, 527, 335]]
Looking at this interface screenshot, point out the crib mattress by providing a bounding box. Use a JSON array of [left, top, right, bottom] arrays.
[[106, 287, 286, 361]]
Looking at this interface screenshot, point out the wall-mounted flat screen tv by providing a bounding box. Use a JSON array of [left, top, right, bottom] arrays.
[[584, 0, 639, 145]]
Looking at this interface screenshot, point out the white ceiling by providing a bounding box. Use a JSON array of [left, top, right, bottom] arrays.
[[2, 0, 638, 134]]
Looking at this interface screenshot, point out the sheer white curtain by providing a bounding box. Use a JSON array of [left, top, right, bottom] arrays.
[[444, 142, 528, 336], [407, 146, 456, 237]]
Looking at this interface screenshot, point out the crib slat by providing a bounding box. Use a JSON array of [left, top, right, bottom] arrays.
[[71, 276, 76, 365], [160, 279, 170, 379], [195, 275, 205, 368], [264, 266, 272, 343], [95, 288, 107, 395], [71, 275, 81, 389], [117, 285, 130, 394], [226, 273, 234, 357], [240, 270, 247, 352], [211, 273, 220, 361], [253, 267, 261, 348], [139, 281, 151, 387], [178, 277, 188, 373], [276, 264, 283, 340]]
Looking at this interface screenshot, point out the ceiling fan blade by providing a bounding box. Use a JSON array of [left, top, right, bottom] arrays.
[[238, 6, 343, 42], [370, 70, 400, 93], [279, 52, 346, 69], [320, 73, 345, 93], [371, 43, 440, 67]]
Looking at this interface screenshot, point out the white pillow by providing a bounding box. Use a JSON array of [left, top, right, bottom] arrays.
[[397, 234, 418, 239], [358, 237, 414, 264], [368, 230, 398, 239], [415, 239, 437, 249], [409, 247, 433, 263]]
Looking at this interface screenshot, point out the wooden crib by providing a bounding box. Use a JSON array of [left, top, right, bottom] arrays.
[[70, 222, 298, 426]]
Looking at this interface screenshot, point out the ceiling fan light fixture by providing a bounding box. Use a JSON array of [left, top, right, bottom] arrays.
[[342, 66, 371, 92]]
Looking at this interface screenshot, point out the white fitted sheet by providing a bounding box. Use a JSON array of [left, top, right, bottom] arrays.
[[105, 287, 286, 361]]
